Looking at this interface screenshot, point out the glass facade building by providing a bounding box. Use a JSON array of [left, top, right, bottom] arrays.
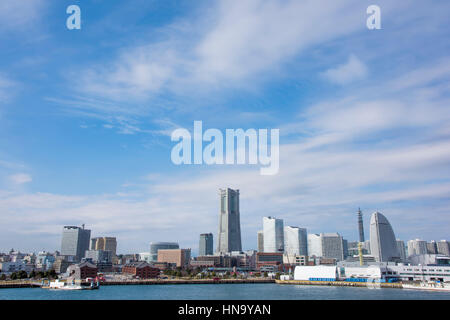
[[284, 226, 308, 256], [60, 225, 91, 262], [199, 233, 213, 256], [263, 216, 284, 253]]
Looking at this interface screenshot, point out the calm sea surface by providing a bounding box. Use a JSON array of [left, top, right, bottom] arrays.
[[1, 283, 449, 300]]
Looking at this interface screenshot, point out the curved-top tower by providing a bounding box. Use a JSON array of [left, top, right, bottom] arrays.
[[369, 212, 399, 262]]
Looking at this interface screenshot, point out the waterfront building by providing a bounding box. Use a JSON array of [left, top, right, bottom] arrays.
[[369, 212, 400, 262], [149, 242, 179, 262], [407, 239, 428, 257], [157, 249, 191, 268], [257, 230, 264, 252], [122, 261, 160, 278], [357, 208, 365, 242], [217, 188, 242, 254], [437, 240, 450, 256], [60, 225, 91, 262], [66, 261, 98, 280], [199, 233, 213, 256], [284, 226, 307, 256], [408, 254, 450, 266], [388, 264, 450, 282], [294, 265, 338, 281], [396, 240, 407, 262], [256, 252, 283, 272], [263, 217, 284, 253]]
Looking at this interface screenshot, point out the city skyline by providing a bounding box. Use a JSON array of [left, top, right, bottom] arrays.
[[1, 204, 447, 257], [1, 1, 450, 253]]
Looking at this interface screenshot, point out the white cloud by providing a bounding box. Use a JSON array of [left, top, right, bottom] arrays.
[[2, 59, 450, 252], [72, 0, 370, 104], [0, 0, 46, 33], [9, 173, 32, 185], [321, 54, 368, 85]]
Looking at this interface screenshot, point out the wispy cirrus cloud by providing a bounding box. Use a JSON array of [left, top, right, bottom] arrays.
[[2, 57, 450, 253], [321, 54, 368, 85], [9, 173, 32, 185], [0, 0, 47, 34]]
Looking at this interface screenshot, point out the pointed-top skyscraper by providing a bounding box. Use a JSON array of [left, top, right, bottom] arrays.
[[357, 208, 365, 243]]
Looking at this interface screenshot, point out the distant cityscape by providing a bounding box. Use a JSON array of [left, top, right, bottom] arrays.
[[1, 187, 449, 283]]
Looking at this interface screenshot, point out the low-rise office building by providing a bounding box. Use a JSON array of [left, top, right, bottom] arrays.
[[157, 249, 191, 268], [122, 261, 160, 278], [256, 252, 283, 272]]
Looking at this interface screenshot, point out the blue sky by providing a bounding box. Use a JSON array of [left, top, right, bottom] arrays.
[[0, 0, 449, 254]]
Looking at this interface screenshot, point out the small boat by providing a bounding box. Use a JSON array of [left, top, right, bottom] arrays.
[[402, 280, 450, 292], [42, 279, 100, 290]]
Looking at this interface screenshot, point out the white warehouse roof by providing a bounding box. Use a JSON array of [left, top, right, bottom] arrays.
[[294, 266, 337, 281]]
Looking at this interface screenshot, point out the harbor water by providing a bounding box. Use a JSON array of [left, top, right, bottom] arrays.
[[1, 283, 449, 300]]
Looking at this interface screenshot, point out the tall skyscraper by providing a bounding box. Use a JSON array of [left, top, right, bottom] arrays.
[[199, 233, 213, 256], [306, 233, 344, 261], [257, 230, 264, 252], [217, 188, 242, 253], [60, 225, 91, 262], [369, 212, 400, 262], [396, 239, 407, 262], [307, 234, 322, 257], [357, 208, 365, 243], [284, 226, 308, 256], [263, 217, 284, 253], [321, 233, 345, 261]]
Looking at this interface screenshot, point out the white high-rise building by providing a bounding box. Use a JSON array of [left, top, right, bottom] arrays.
[[284, 226, 308, 256], [263, 217, 284, 253], [307, 234, 322, 257], [407, 239, 428, 256], [369, 212, 400, 262]]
